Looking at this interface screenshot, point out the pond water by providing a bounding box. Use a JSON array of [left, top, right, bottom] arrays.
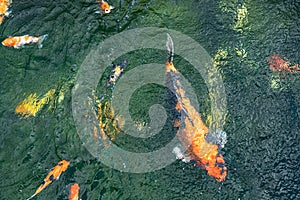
[[0, 0, 299, 199]]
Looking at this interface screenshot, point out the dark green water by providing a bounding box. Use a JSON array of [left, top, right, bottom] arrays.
[[1, 0, 299, 199]]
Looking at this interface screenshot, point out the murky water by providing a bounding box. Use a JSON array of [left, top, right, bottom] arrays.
[[0, 0, 299, 199]]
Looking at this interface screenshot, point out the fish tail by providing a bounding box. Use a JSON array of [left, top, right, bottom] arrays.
[[25, 193, 37, 200], [38, 34, 48, 48], [166, 33, 174, 63]]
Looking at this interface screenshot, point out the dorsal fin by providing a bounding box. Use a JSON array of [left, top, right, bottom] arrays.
[[166, 33, 174, 63]]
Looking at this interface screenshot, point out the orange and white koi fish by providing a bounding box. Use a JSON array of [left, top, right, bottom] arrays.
[[268, 54, 300, 75], [2, 34, 48, 49], [69, 183, 80, 200], [0, 0, 12, 25], [165, 34, 227, 182], [26, 160, 70, 200], [96, 0, 114, 14]]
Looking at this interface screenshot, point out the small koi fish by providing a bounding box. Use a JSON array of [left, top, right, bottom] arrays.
[[96, 0, 114, 14], [100, 60, 128, 100], [268, 54, 300, 75], [2, 34, 48, 49], [26, 160, 70, 200], [107, 60, 128, 86], [0, 0, 12, 25], [69, 183, 80, 200], [166, 34, 227, 182]]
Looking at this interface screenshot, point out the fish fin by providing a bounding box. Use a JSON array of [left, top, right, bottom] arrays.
[[110, 5, 115, 10], [5, 10, 12, 17], [26, 193, 37, 200], [166, 33, 174, 62], [38, 34, 48, 48]]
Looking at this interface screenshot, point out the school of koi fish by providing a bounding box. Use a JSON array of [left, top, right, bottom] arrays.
[[2, 0, 297, 199]]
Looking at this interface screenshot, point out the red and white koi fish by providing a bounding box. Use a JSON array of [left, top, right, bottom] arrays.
[[96, 0, 114, 14], [0, 0, 12, 25], [69, 183, 80, 200], [166, 34, 227, 182], [268, 54, 300, 76], [2, 34, 48, 49], [26, 160, 70, 200]]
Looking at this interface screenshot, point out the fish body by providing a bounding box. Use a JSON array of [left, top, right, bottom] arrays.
[[2, 34, 48, 49], [165, 34, 227, 182], [69, 183, 80, 200], [100, 60, 128, 101], [268, 54, 300, 75], [26, 160, 70, 200], [107, 60, 128, 86], [97, 0, 114, 14], [0, 0, 11, 24]]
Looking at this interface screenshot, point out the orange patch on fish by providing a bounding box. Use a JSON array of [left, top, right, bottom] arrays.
[[69, 183, 80, 200], [0, 0, 11, 24], [97, 0, 114, 14]]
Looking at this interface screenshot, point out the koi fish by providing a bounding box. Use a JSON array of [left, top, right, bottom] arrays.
[[96, 0, 114, 14], [2, 34, 48, 49], [26, 160, 70, 200], [69, 183, 80, 200], [268, 54, 300, 75], [165, 34, 227, 182], [107, 60, 128, 86], [0, 0, 11, 25], [100, 60, 128, 101]]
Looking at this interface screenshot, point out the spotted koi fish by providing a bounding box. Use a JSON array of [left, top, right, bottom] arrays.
[[96, 0, 114, 14], [69, 183, 80, 200], [2, 34, 48, 49], [100, 60, 128, 101], [165, 34, 227, 182], [26, 160, 70, 200], [0, 0, 11, 25]]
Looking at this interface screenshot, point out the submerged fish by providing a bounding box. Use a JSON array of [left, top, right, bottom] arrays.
[[69, 183, 80, 200], [2, 34, 48, 49], [165, 34, 227, 182], [0, 0, 11, 25], [100, 60, 128, 101], [96, 0, 114, 14], [26, 160, 70, 200], [107, 60, 128, 87], [268, 54, 300, 75]]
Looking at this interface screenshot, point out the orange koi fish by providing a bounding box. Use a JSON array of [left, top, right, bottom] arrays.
[[96, 0, 114, 14], [0, 0, 11, 25], [165, 34, 227, 182], [69, 183, 80, 200], [268, 54, 300, 75], [2, 34, 48, 49], [26, 160, 70, 200]]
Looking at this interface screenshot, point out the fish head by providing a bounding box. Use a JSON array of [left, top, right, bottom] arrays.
[[58, 160, 70, 171], [101, 2, 114, 14], [2, 38, 14, 47]]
